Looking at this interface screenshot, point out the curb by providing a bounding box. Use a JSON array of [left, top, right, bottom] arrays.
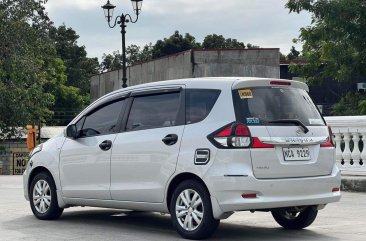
[[341, 175, 366, 192]]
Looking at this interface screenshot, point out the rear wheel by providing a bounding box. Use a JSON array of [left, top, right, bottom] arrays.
[[29, 172, 64, 220], [170, 180, 219, 240], [271, 206, 318, 229]]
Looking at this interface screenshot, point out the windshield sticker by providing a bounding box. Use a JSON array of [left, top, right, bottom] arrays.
[[238, 89, 253, 99], [309, 118, 323, 125], [246, 117, 260, 125]]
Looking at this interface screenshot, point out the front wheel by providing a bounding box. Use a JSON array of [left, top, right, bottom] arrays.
[[170, 180, 219, 240], [271, 206, 318, 229], [29, 172, 64, 220]]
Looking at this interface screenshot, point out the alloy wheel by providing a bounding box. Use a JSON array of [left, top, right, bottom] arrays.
[[175, 189, 204, 231], [32, 179, 51, 214]]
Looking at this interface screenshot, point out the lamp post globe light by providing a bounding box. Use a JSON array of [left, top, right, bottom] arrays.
[[101, 0, 143, 88]]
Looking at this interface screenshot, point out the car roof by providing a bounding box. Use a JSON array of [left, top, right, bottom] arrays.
[[99, 77, 307, 100]]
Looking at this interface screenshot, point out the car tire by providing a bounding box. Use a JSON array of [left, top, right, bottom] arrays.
[[170, 179, 220, 240], [271, 206, 318, 229], [29, 172, 64, 220]]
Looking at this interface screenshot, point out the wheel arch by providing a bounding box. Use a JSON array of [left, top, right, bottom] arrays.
[[166, 172, 210, 212], [28, 166, 54, 194]]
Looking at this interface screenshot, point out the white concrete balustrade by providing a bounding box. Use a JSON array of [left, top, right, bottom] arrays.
[[324, 116, 366, 175]]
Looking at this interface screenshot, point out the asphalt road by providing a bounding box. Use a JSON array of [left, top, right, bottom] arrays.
[[0, 175, 365, 241]]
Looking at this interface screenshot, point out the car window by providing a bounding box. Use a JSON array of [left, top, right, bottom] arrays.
[[186, 89, 221, 124], [126, 92, 181, 131], [80, 99, 125, 137], [233, 87, 325, 126]]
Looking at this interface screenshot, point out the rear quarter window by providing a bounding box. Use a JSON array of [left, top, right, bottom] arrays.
[[186, 89, 221, 124], [232, 87, 325, 126]]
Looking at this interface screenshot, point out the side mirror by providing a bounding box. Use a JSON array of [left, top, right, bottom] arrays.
[[66, 124, 78, 139]]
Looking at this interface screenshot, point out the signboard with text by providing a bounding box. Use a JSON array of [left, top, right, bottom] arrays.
[[13, 152, 29, 175]]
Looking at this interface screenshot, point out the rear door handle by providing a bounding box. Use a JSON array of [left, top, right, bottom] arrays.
[[99, 140, 112, 151], [162, 134, 178, 146]]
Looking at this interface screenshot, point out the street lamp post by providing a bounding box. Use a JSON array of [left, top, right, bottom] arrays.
[[101, 0, 143, 88]]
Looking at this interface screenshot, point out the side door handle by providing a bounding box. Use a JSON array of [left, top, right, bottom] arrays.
[[99, 140, 112, 151], [162, 134, 178, 146]]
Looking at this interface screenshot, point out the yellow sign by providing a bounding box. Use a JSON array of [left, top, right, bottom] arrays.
[[238, 89, 253, 99], [13, 152, 29, 175]]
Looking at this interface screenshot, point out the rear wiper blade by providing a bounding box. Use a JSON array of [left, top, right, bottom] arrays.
[[268, 119, 309, 134]]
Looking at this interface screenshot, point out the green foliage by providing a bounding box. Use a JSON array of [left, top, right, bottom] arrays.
[[43, 57, 88, 125], [0, 145, 6, 155], [332, 92, 366, 116], [48, 25, 100, 124], [126, 43, 153, 66], [0, 0, 56, 138], [246, 43, 260, 49], [49, 25, 99, 95], [100, 51, 123, 72], [280, 46, 303, 62], [287, 46, 301, 61], [0, 1, 96, 133], [151, 31, 201, 59], [202, 34, 245, 49], [286, 0, 366, 84]]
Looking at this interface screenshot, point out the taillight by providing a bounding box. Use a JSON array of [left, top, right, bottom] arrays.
[[252, 137, 274, 148], [320, 126, 334, 147], [208, 122, 274, 149], [211, 123, 251, 148]]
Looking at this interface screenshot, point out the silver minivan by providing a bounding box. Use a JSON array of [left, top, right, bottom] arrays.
[[24, 77, 341, 239]]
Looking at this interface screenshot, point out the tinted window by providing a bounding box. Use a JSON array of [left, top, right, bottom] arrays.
[[233, 87, 325, 126], [80, 99, 125, 137], [186, 89, 221, 124], [126, 92, 181, 131]]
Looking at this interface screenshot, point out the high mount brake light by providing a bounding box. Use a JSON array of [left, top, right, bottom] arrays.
[[270, 81, 291, 86], [320, 126, 334, 147], [208, 123, 274, 149]]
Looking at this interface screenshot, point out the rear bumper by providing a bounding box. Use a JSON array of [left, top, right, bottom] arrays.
[[208, 165, 341, 216]]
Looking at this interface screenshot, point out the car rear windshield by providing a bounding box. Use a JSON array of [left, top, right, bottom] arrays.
[[232, 87, 325, 126]]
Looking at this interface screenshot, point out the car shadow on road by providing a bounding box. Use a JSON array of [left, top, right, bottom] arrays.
[[6, 209, 337, 240]]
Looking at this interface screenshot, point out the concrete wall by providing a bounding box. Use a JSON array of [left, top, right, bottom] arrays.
[[128, 50, 192, 86], [0, 142, 28, 175], [90, 70, 121, 103], [192, 49, 279, 78], [91, 48, 280, 101]]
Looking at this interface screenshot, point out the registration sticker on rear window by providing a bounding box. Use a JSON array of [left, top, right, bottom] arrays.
[[246, 117, 260, 124], [238, 89, 253, 99]]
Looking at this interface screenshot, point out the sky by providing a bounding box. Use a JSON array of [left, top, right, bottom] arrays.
[[45, 0, 312, 61]]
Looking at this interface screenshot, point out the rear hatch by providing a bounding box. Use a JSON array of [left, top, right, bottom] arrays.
[[232, 80, 334, 179]]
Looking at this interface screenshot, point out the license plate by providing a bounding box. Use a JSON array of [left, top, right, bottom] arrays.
[[282, 147, 311, 161]]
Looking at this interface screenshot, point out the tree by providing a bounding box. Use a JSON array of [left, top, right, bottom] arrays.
[[126, 43, 153, 66], [151, 31, 201, 59], [286, 0, 366, 84], [287, 46, 301, 61], [0, 0, 56, 138], [100, 51, 122, 72], [202, 34, 247, 49], [332, 92, 366, 116], [43, 56, 88, 126], [49, 25, 99, 95], [246, 43, 260, 49]]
